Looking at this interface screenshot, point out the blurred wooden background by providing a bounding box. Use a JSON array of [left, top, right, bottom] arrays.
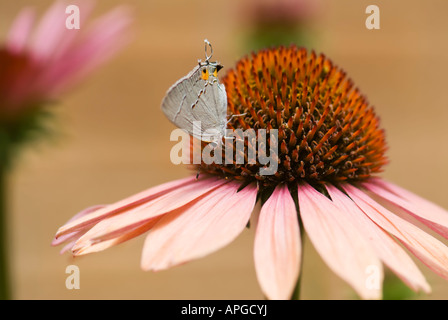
[[1, 0, 448, 299]]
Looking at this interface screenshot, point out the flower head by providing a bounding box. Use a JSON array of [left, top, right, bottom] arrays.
[[200, 46, 387, 186], [0, 0, 132, 160], [53, 45, 448, 300]]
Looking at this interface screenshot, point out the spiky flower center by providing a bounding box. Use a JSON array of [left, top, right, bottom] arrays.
[[196, 46, 387, 187]]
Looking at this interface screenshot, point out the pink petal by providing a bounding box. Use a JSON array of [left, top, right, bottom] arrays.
[[326, 185, 430, 293], [29, 0, 69, 61], [140, 182, 257, 271], [74, 218, 160, 256], [48, 0, 96, 60], [70, 176, 229, 251], [51, 204, 106, 247], [254, 185, 301, 300], [41, 6, 132, 95], [344, 184, 448, 282], [6, 7, 35, 54], [298, 183, 382, 299], [55, 175, 198, 238], [364, 178, 448, 239], [59, 240, 77, 255]]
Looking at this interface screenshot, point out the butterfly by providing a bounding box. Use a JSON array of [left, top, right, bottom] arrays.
[[161, 39, 227, 143]]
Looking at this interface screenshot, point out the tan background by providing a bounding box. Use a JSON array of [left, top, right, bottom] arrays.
[[1, 0, 448, 299]]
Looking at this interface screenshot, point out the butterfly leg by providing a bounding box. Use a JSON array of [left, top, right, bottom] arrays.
[[226, 113, 247, 124], [223, 133, 245, 144]]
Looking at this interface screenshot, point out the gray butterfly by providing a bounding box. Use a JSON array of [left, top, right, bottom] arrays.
[[161, 39, 227, 143]]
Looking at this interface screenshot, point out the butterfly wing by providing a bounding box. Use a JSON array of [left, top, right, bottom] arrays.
[[161, 65, 227, 142]]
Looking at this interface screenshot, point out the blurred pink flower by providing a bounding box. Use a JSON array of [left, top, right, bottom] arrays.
[[236, 0, 321, 52], [242, 0, 320, 25], [0, 0, 132, 122]]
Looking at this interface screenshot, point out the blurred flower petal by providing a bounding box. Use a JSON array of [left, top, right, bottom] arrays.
[[70, 176, 229, 251], [364, 178, 448, 239], [74, 218, 160, 256], [326, 185, 430, 293], [29, 0, 68, 61], [298, 183, 382, 299], [140, 182, 257, 271], [55, 175, 198, 238], [344, 184, 448, 282], [41, 5, 133, 95], [51, 204, 106, 247], [6, 7, 35, 54], [1, 0, 132, 120]]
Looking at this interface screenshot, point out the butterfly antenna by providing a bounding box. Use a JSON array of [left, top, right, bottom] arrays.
[[204, 39, 213, 63]]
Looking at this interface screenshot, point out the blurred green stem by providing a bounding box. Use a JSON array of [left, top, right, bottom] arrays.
[[0, 145, 10, 300], [382, 270, 417, 300], [290, 214, 304, 300]]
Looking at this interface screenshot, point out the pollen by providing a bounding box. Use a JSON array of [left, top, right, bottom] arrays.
[[195, 45, 388, 187]]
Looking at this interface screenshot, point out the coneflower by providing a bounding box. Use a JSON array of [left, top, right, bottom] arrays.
[[53, 45, 448, 300], [0, 0, 132, 300]]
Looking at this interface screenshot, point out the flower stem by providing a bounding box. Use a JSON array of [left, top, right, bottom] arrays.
[[0, 152, 10, 300], [291, 213, 305, 300]]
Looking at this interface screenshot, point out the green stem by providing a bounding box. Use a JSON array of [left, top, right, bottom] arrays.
[[291, 273, 302, 300], [290, 213, 305, 300], [289, 183, 304, 300], [0, 157, 10, 300]]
